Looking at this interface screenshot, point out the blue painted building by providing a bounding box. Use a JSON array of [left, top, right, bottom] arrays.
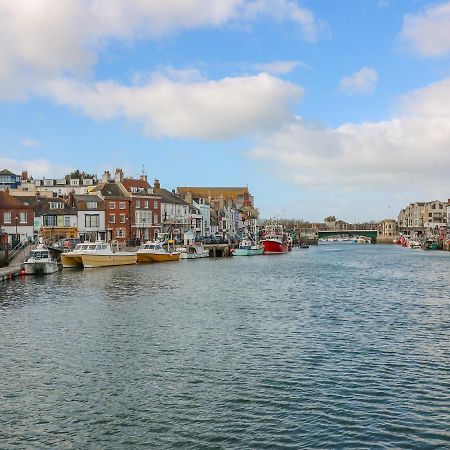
[[0, 169, 21, 190]]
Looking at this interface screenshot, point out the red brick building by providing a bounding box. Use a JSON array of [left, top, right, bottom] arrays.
[[0, 190, 34, 246], [91, 170, 131, 244], [122, 175, 161, 243]]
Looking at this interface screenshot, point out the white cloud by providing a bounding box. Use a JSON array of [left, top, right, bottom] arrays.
[[400, 1, 450, 57], [247, 77, 450, 197], [44, 73, 302, 139], [339, 67, 378, 95], [252, 60, 309, 75], [20, 138, 44, 148], [0, 157, 72, 178], [0, 0, 324, 98]]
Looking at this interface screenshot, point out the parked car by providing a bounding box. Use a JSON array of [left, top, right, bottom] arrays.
[[55, 238, 80, 250]]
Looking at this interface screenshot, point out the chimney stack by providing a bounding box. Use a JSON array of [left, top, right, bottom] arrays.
[[102, 170, 110, 183], [154, 179, 160, 189], [21, 171, 28, 181], [115, 168, 123, 183], [140, 174, 148, 182]]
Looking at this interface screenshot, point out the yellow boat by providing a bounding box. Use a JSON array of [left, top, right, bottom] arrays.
[[80, 242, 137, 268], [137, 241, 180, 263], [61, 242, 97, 268]]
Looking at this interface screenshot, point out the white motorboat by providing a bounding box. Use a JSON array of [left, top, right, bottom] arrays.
[[176, 243, 209, 259], [23, 243, 59, 275]]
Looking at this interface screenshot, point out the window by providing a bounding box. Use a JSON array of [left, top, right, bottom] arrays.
[[109, 214, 116, 224], [70, 179, 79, 186], [85, 214, 99, 227], [116, 228, 125, 238], [119, 202, 126, 210], [19, 212, 27, 223], [136, 200, 140, 209], [44, 216, 57, 226], [144, 201, 149, 209], [109, 202, 116, 209], [49, 202, 64, 209], [131, 187, 138, 193], [119, 214, 126, 223], [153, 201, 158, 209], [3, 211, 11, 223], [87, 201, 97, 209], [64, 216, 71, 226]]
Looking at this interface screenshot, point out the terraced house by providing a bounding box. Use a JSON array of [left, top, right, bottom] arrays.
[[15, 195, 77, 241], [0, 190, 34, 246], [91, 170, 131, 244]]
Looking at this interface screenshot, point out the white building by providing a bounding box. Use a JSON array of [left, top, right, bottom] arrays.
[[73, 194, 106, 241]]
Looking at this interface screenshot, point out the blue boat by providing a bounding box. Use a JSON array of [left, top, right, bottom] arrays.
[[232, 238, 264, 256]]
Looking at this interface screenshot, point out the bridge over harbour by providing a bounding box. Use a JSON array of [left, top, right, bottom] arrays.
[[318, 229, 378, 242]]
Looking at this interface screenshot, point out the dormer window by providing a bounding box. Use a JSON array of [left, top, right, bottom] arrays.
[[87, 201, 97, 209], [131, 187, 138, 193], [49, 201, 64, 209]]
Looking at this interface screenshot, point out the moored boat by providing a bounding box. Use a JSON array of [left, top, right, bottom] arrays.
[[23, 243, 59, 275], [177, 243, 209, 259], [80, 241, 137, 268], [260, 223, 289, 254], [137, 241, 180, 263], [61, 242, 97, 268], [232, 238, 264, 256]]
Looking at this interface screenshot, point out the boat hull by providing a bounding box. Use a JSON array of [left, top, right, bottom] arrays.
[[232, 247, 264, 256], [137, 253, 180, 263], [61, 254, 83, 268], [179, 252, 209, 259], [262, 239, 289, 254], [81, 254, 137, 268], [24, 261, 59, 275]]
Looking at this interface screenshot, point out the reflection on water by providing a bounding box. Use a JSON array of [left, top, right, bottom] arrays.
[[1, 245, 450, 448]]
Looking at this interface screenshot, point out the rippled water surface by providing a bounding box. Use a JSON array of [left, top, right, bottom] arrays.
[[1, 245, 450, 448]]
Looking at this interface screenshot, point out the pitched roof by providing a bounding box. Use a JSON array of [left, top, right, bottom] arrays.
[[0, 191, 31, 208], [154, 188, 189, 205], [122, 178, 151, 191], [91, 182, 127, 197], [14, 196, 76, 215], [0, 169, 17, 176], [177, 187, 249, 200]]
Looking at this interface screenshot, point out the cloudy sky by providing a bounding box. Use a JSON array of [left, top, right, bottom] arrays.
[[1, 0, 450, 221]]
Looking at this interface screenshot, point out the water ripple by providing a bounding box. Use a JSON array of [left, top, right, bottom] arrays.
[[1, 245, 450, 448]]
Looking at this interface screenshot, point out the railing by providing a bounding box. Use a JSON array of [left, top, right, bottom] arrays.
[[8, 239, 35, 263]]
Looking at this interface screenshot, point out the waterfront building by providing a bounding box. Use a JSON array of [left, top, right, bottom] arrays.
[[177, 186, 255, 239], [72, 194, 106, 242], [192, 197, 212, 237], [378, 219, 398, 239], [16, 171, 98, 196], [0, 169, 21, 191], [90, 170, 131, 244], [121, 174, 161, 243], [153, 179, 192, 240], [0, 190, 34, 246], [15, 195, 78, 241], [398, 200, 447, 236]]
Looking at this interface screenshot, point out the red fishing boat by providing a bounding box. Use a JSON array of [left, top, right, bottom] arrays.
[[260, 223, 289, 254]]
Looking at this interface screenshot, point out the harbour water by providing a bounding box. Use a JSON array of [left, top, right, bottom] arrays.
[[1, 245, 449, 448]]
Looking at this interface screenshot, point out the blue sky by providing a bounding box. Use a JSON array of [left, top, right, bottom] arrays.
[[1, 0, 450, 221]]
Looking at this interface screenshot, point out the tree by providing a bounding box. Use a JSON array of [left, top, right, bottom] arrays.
[[324, 215, 336, 222], [66, 170, 96, 179]]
